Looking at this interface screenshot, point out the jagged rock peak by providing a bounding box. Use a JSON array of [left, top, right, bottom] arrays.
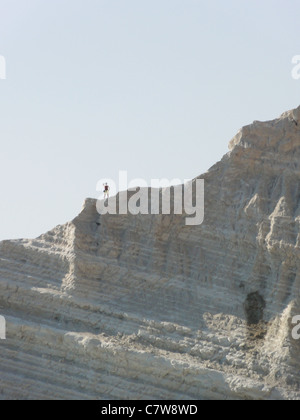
[[229, 105, 300, 153]]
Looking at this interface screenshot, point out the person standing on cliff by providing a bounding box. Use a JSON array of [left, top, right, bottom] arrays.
[[103, 183, 110, 199]]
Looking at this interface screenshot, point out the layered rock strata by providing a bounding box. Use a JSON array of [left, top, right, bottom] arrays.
[[0, 107, 300, 399]]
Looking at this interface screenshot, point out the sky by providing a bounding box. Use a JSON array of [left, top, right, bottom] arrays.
[[0, 0, 300, 240]]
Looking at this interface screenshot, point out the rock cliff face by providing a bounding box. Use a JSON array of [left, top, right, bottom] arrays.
[[1, 106, 300, 400]]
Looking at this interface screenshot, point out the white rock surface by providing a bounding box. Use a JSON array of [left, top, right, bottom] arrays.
[[1, 106, 300, 400]]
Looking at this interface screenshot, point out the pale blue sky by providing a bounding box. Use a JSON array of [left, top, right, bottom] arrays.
[[0, 0, 300, 240]]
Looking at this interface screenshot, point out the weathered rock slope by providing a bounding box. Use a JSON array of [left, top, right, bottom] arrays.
[[1, 106, 300, 400]]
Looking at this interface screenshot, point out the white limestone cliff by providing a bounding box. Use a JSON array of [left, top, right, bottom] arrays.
[[0, 106, 300, 400]]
